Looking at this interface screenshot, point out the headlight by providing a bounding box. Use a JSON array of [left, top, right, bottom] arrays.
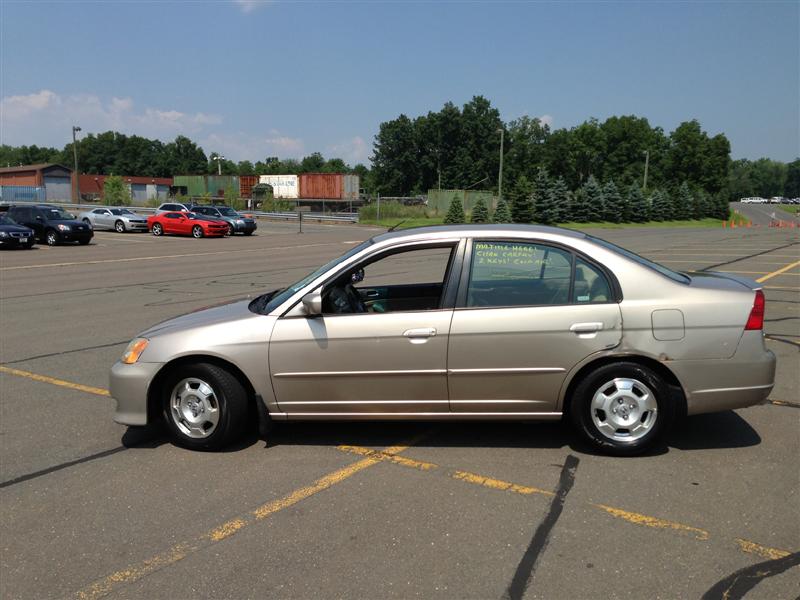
[[235, 219, 244, 224], [0, 232, 8, 238], [121, 338, 149, 364], [57, 224, 71, 231]]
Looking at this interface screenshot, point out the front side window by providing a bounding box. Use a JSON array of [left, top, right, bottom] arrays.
[[467, 241, 573, 307]]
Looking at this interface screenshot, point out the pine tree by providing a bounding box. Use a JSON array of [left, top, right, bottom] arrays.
[[510, 175, 534, 223], [470, 197, 489, 223], [492, 197, 512, 223], [693, 189, 709, 219], [443, 196, 465, 224], [712, 191, 731, 220], [627, 184, 649, 223], [674, 181, 693, 220], [649, 189, 671, 221], [570, 188, 590, 223], [532, 167, 556, 224], [602, 179, 623, 223], [548, 177, 570, 223], [583, 175, 605, 222]]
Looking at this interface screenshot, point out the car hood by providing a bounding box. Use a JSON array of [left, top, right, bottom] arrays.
[[0, 223, 33, 233], [141, 297, 262, 338]]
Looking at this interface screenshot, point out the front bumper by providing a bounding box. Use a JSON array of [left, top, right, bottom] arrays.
[[233, 221, 257, 233], [0, 236, 32, 247], [126, 222, 149, 231], [669, 332, 777, 415], [109, 360, 164, 425]]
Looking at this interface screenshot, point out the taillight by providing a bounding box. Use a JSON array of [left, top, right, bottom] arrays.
[[744, 289, 765, 330]]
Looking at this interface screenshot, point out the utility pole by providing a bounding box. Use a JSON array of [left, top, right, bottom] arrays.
[[212, 154, 225, 176], [497, 128, 504, 205], [642, 150, 650, 191], [72, 126, 81, 202]]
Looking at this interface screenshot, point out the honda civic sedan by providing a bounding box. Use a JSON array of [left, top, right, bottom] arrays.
[[110, 225, 775, 455]]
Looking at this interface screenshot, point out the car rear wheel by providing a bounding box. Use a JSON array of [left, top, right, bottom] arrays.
[[192, 225, 203, 238], [570, 362, 674, 456], [115, 220, 126, 233], [45, 229, 59, 246], [161, 362, 249, 450], [152, 223, 163, 236]]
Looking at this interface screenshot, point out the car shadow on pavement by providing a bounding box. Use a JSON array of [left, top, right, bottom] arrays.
[[121, 410, 761, 456]]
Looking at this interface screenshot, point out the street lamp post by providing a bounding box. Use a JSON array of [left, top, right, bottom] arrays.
[[212, 154, 225, 176], [642, 150, 650, 191], [72, 126, 81, 202], [497, 128, 504, 205]]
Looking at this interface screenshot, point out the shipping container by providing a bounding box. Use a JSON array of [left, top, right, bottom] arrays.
[[299, 173, 342, 200], [173, 175, 207, 197], [239, 175, 258, 198], [207, 175, 239, 198], [343, 174, 360, 200], [259, 174, 299, 199]]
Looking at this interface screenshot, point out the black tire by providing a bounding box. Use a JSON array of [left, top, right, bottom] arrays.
[[82, 218, 92, 226], [227, 223, 234, 236], [152, 223, 163, 236], [115, 220, 126, 233], [78, 238, 91, 245], [45, 229, 59, 246], [161, 362, 250, 450], [192, 225, 204, 238], [569, 361, 675, 456]]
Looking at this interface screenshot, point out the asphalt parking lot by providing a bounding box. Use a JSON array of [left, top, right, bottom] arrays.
[[1, 220, 798, 600]]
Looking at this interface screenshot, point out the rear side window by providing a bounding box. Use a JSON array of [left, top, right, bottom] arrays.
[[467, 241, 573, 307], [573, 259, 612, 303]]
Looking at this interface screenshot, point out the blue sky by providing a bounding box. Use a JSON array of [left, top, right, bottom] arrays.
[[1, 1, 798, 165]]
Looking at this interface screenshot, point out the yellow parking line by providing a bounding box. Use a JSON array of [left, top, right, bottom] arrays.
[[452, 470, 554, 497], [756, 260, 800, 283], [337, 444, 438, 471], [0, 365, 109, 397], [75, 438, 422, 600], [735, 538, 791, 560], [592, 504, 709, 540]]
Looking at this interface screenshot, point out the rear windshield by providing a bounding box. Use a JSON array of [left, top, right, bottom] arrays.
[[590, 236, 690, 284]]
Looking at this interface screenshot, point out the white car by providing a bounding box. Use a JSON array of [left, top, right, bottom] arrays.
[[155, 202, 192, 215]]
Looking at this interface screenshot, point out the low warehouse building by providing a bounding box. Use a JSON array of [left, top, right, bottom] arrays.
[[0, 163, 73, 201], [79, 175, 172, 203]]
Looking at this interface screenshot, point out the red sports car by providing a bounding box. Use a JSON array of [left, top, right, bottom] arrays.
[[147, 212, 228, 238]]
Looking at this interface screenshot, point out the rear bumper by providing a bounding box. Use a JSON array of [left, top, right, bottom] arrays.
[[109, 361, 163, 426], [668, 332, 776, 415]]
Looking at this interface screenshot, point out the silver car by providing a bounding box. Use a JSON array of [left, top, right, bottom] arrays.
[[80, 207, 149, 233], [110, 225, 776, 455]]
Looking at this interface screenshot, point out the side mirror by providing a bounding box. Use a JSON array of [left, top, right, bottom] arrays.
[[301, 290, 323, 317]]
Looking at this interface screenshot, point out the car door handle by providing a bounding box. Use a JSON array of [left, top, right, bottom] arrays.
[[570, 322, 603, 334], [365, 290, 380, 298], [403, 327, 437, 338]]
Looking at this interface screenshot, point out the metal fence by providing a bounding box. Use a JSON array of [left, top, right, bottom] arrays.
[[0, 186, 46, 204]]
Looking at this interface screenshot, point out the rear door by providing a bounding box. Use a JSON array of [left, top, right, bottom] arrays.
[[447, 239, 623, 414]]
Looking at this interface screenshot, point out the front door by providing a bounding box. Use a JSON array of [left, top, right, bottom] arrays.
[[269, 244, 459, 416], [448, 240, 623, 414]]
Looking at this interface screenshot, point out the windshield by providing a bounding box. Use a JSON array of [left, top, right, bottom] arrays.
[[260, 240, 373, 313], [44, 208, 75, 221], [218, 207, 238, 217], [590, 236, 690, 284], [0, 215, 17, 225], [110, 209, 134, 215]]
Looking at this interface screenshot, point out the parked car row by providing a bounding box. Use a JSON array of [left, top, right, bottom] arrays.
[[740, 197, 799, 204], [0, 203, 257, 248]]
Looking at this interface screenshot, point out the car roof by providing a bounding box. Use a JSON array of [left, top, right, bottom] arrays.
[[372, 224, 587, 244]]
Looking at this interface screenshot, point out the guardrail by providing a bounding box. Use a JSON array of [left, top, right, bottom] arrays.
[[1, 201, 360, 224]]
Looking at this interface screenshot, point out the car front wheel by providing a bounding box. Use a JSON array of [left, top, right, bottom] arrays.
[[152, 223, 163, 236], [115, 220, 126, 233], [192, 225, 204, 238], [161, 362, 249, 450], [45, 229, 59, 246], [570, 362, 674, 456]]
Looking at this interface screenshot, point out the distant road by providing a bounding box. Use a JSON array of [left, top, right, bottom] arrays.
[[731, 201, 800, 226]]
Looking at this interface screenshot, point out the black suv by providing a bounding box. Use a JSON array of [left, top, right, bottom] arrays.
[[0, 214, 35, 249], [6, 204, 93, 246]]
